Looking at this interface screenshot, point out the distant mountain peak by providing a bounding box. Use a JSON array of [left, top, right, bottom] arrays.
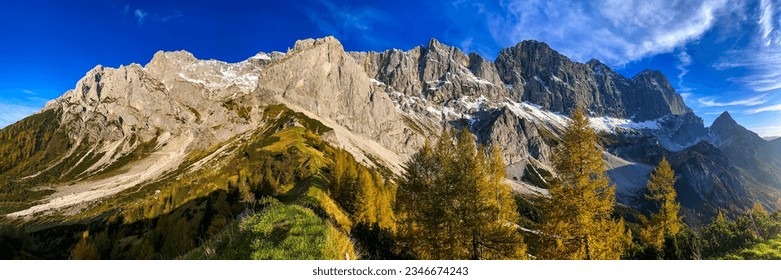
[[426, 37, 444, 48], [709, 110, 767, 151], [149, 50, 197, 65], [518, 39, 550, 48], [586, 58, 606, 66], [712, 111, 738, 128], [291, 36, 343, 53], [632, 69, 667, 82]]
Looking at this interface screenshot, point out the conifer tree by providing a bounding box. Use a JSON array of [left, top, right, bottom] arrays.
[[396, 128, 526, 259], [262, 168, 279, 196], [641, 157, 682, 250], [355, 168, 378, 224], [539, 108, 630, 260], [748, 202, 771, 240], [373, 171, 397, 232]]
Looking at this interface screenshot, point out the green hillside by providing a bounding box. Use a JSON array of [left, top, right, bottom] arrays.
[[0, 104, 397, 260]]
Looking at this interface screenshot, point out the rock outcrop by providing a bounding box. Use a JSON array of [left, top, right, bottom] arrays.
[[495, 41, 691, 121]]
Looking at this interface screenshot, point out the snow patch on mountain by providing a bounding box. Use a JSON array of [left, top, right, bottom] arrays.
[[503, 100, 661, 134], [250, 52, 272, 60], [504, 100, 569, 129], [177, 59, 260, 93], [589, 116, 661, 132]]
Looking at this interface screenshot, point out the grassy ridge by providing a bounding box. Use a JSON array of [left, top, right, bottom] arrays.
[[184, 199, 354, 260], [0, 104, 365, 260], [723, 236, 781, 260]]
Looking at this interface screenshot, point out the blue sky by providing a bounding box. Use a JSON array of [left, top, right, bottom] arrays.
[[1, 0, 780, 137]]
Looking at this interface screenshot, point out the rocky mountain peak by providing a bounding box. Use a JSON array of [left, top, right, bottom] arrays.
[[711, 111, 739, 131], [633, 69, 666, 79], [626, 69, 691, 120], [707, 111, 781, 188], [586, 58, 605, 66], [517, 40, 555, 53], [291, 36, 344, 53], [425, 38, 445, 50], [515, 39, 570, 66], [148, 50, 198, 68], [631, 69, 676, 94], [709, 110, 764, 149]]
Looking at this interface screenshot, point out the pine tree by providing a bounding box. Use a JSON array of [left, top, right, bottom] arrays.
[[539, 108, 630, 260], [396, 128, 526, 259], [641, 157, 682, 250]]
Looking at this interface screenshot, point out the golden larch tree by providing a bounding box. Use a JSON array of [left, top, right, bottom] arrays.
[[641, 157, 682, 249], [396, 128, 527, 259], [539, 108, 631, 260]]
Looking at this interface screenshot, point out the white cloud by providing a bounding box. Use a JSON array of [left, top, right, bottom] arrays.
[[0, 103, 39, 129], [714, 0, 781, 92], [485, 0, 736, 65], [129, 7, 181, 25], [746, 103, 781, 114], [714, 47, 781, 91], [698, 94, 767, 107], [759, 0, 777, 46], [460, 37, 474, 54], [21, 89, 36, 95], [297, 0, 389, 47], [134, 9, 148, 24], [160, 12, 182, 22], [675, 50, 695, 93]]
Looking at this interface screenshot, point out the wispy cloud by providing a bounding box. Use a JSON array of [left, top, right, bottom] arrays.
[[483, 0, 736, 65], [297, 0, 389, 47], [698, 94, 767, 107], [126, 5, 182, 25], [134, 9, 148, 24], [0, 102, 39, 129], [460, 37, 474, 54], [746, 103, 781, 114], [714, 47, 781, 91], [159, 12, 183, 22], [21, 89, 36, 95], [714, 0, 781, 92], [758, 0, 778, 46], [675, 50, 695, 93]]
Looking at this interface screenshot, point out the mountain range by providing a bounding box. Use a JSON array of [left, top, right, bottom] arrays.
[[1, 37, 779, 257]]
